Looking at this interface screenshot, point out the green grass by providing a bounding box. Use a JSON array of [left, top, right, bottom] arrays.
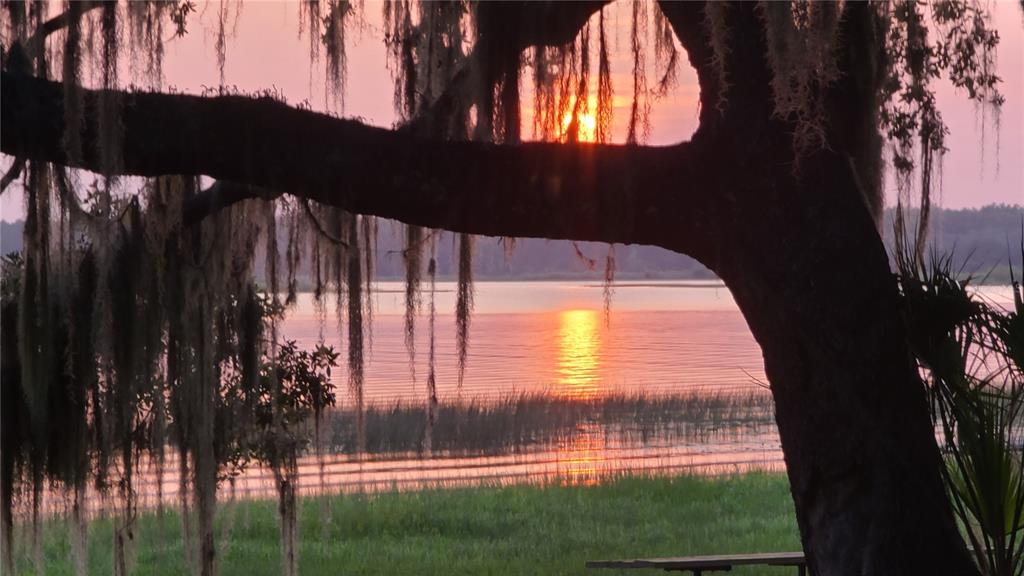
[[16, 473, 799, 575]]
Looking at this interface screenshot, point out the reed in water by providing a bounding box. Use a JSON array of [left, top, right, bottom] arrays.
[[328, 390, 776, 455]]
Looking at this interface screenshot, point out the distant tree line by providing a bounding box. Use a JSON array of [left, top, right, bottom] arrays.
[[4, 204, 1020, 283]]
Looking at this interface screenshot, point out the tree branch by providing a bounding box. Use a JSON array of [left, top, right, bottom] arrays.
[[1, 71, 721, 262], [405, 1, 611, 137], [181, 180, 280, 227], [300, 199, 349, 246], [475, 1, 611, 49], [0, 158, 24, 195], [655, 2, 722, 129], [825, 2, 887, 224], [25, 1, 103, 57], [658, 2, 775, 134]]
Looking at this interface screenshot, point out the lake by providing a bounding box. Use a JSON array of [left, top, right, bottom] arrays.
[[282, 280, 769, 404], [60, 281, 1019, 512], [204, 280, 783, 501]]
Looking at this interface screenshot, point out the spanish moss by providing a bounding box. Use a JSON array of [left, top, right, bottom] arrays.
[[61, 1, 83, 164], [627, 0, 649, 144], [424, 241, 438, 453], [604, 246, 617, 325], [651, 3, 679, 96], [597, 9, 613, 143], [346, 214, 365, 454], [403, 224, 422, 384], [98, 2, 121, 176], [323, 0, 350, 112], [455, 233, 473, 389]]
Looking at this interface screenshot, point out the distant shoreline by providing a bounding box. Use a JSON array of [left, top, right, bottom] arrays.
[[2, 203, 1021, 285]]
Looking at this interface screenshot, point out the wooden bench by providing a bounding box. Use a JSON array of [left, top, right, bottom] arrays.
[[586, 552, 808, 575]]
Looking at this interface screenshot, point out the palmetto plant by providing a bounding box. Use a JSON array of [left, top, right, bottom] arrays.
[[898, 243, 1024, 575]]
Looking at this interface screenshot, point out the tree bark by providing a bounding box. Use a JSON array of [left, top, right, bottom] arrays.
[[714, 146, 977, 576]]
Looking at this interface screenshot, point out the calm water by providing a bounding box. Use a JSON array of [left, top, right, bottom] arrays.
[[280, 281, 1015, 405], [282, 280, 769, 404], [49, 282, 1017, 514], [225, 281, 781, 500]]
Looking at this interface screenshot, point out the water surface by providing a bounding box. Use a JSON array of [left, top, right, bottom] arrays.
[[57, 282, 1017, 513], [282, 280, 769, 404]]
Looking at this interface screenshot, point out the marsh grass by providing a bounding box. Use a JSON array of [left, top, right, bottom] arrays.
[[328, 390, 776, 455], [14, 472, 799, 575]]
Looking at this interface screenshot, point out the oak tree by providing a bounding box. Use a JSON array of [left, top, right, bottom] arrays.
[[0, 2, 1010, 575]]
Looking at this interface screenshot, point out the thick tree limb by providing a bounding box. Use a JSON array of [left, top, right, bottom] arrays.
[[0, 158, 24, 195], [182, 180, 280, 227], [659, 2, 776, 136], [1, 72, 721, 262], [655, 2, 722, 129], [825, 2, 887, 225], [405, 1, 611, 137], [24, 1, 102, 57], [475, 1, 611, 49]]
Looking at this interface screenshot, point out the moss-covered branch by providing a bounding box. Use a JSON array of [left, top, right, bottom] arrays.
[[1, 71, 721, 261]]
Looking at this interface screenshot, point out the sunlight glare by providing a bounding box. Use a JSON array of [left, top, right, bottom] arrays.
[[556, 309, 602, 398], [561, 109, 598, 143]]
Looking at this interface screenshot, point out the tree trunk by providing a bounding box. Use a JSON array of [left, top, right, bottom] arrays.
[[654, 3, 977, 572], [277, 466, 299, 576], [707, 143, 976, 575]]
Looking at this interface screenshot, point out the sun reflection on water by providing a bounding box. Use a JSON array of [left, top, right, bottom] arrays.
[[557, 309, 602, 398], [556, 422, 607, 485]]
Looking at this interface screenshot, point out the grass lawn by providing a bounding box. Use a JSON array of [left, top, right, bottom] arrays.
[[18, 472, 800, 575]]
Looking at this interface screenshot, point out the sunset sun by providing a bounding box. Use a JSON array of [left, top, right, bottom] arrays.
[[561, 109, 598, 143]]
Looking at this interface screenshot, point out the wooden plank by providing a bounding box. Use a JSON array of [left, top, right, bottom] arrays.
[[586, 551, 806, 571]]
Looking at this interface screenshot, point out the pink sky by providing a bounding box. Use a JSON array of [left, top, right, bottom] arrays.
[[1, 1, 1020, 220]]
